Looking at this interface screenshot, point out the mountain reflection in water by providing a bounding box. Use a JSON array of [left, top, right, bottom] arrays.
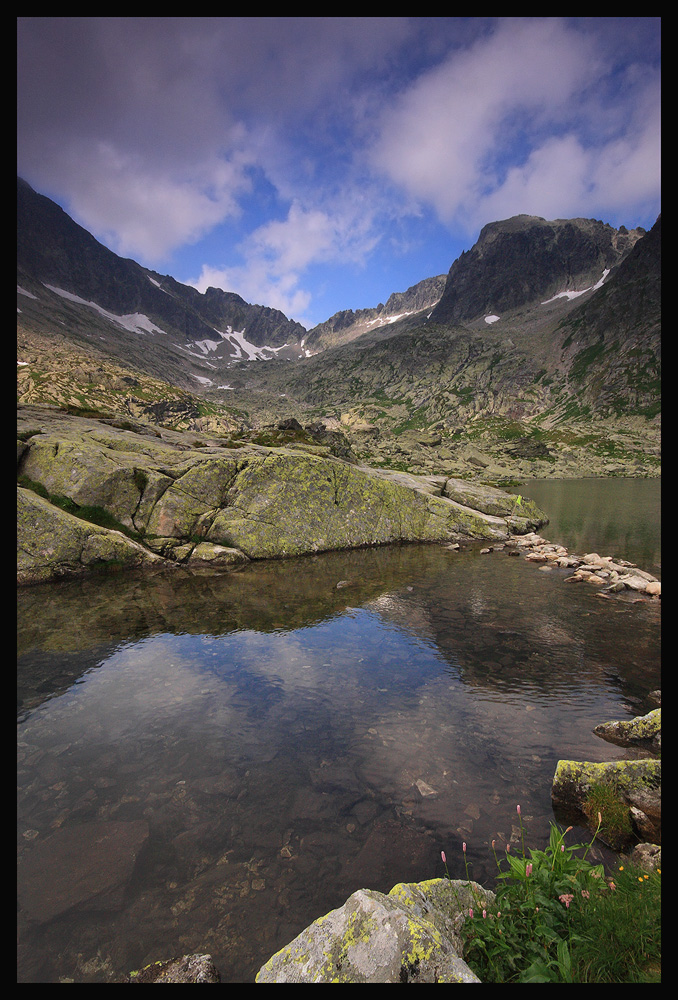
[[17, 481, 660, 983]]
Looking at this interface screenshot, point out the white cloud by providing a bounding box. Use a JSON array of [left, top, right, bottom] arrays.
[[189, 196, 381, 324], [369, 17, 660, 231]]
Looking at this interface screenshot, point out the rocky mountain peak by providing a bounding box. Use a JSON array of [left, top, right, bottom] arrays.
[[431, 215, 646, 326]]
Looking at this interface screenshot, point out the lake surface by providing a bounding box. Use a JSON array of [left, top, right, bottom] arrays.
[[17, 478, 660, 983]]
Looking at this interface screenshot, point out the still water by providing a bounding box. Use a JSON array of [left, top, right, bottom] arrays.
[[17, 478, 660, 982]]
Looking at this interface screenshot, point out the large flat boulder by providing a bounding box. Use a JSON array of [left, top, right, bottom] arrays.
[[17, 406, 548, 584]]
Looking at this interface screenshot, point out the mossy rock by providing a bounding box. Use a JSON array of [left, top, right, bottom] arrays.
[[551, 758, 661, 849]]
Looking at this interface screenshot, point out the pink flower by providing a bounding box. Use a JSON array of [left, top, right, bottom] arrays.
[[581, 890, 590, 899], [441, 851, 446, 864], [482, 910, 487, 919], [462, 842, 466, 853], [559, 893, 574, 909], [469, 907, 474, 919], [526, 863, 532, 877], [517, 804, 521, 814]]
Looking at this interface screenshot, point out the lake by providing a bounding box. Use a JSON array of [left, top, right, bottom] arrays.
[[17, 477, 661, 983]]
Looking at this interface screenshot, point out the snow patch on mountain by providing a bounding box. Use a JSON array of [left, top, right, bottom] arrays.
[[541, 269, 610, 305], [44, 285, 168, 336]]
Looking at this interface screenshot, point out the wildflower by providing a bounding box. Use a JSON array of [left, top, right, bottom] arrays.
[[441, 851, 446, 864], [561, 845, 565, 851], [581, 890, 590, 899], [517, 804, 521, 814], [463, 842, 466, 853], [559, 893, 574, 909], [482, 910, 487, 919], [469, 907, 474, 919], [506, 844, 510, 853], [608, 881, 616, 891], [526, 862, 533, 877]]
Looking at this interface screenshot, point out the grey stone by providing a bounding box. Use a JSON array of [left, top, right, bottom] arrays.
[[255, 878, 493, 983]]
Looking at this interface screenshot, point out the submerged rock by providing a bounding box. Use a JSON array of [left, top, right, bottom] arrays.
[[17, 820, 149, 923], [255, 878, 493, 983]]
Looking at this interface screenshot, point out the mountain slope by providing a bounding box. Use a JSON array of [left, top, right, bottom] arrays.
[[17, 177, 307, 380]]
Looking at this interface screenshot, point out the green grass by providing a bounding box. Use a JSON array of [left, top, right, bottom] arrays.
[[443, 809, 660, 983]]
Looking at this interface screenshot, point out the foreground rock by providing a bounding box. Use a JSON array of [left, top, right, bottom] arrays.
[[17, 406, 547, 585], [255, 878, 493, 983]]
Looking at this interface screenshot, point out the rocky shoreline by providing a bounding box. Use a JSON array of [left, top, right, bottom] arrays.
[[475, 531, 661, 598]]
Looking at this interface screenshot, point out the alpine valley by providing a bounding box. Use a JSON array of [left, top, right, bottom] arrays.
[[18, 175, 660, 484]]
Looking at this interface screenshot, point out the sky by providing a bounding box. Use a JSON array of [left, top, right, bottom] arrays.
[[17, 17, 661, 330]]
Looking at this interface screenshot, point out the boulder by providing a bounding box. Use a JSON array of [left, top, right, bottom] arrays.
[[17, 486, 162, 585], [593, 709, 661, 755], [255, 878, 493, 983]]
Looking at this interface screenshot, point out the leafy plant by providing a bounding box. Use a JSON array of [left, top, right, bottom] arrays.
[[442, 806, 660, 983]]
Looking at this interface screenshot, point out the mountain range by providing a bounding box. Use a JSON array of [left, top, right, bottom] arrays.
[[17, 177, 660, 481]]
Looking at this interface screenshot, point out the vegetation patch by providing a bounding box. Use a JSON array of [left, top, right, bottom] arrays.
[[443, 808, 660, 983]]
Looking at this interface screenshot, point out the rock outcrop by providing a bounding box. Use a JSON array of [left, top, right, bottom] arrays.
[[551, 756, 661, 849], [17, 405, 547, 586], [255, 878, 493, 983]]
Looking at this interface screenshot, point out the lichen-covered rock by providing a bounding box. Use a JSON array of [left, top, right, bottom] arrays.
[[255, 878, 493, 983], [17, 486, 162, 585], [630, 842, 661, 872], [551, 759, 661, 847], [593, 709, 661, 755], [18, 406, 548, 584]]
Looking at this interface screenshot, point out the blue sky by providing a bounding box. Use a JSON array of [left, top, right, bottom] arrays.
[[17, 17, 661, 330]]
